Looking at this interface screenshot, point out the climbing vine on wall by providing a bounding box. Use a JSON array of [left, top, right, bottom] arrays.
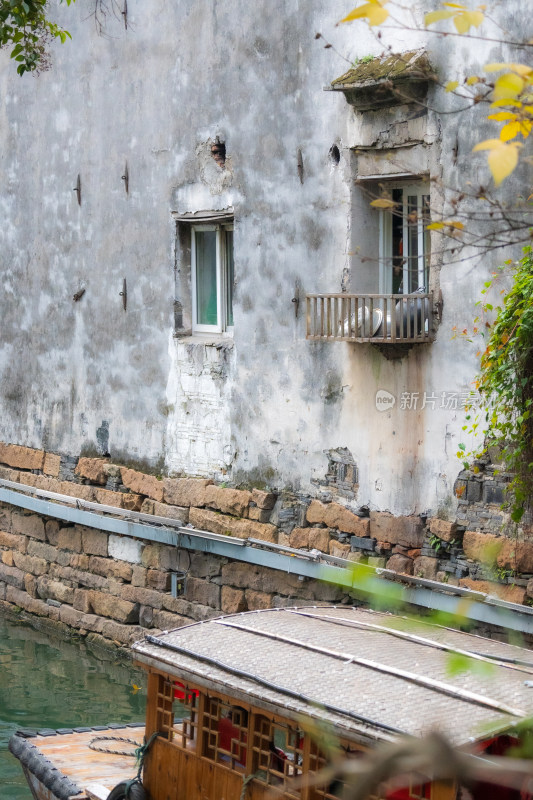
[[465, 247, 533, 522]]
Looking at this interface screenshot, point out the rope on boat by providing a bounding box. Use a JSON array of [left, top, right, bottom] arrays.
[[239, 771, 261, 800], [134, 731, 162, 772], [104, 731, 162, 799], [89, 736, 140, 757]]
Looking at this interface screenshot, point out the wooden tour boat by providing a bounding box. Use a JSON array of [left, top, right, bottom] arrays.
[[9, 606, 533, 800]]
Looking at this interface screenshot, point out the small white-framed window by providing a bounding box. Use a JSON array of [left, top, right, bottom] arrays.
[[191, 223, 234, 334], [378, 183, 430, 294]]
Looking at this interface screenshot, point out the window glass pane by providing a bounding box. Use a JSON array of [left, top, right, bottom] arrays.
[[195, 230, 217, 326], [422, 194, 430, 289], [407, 195, 419, 293], [225, 229, 234, 327], [391, 188, 403, 294]]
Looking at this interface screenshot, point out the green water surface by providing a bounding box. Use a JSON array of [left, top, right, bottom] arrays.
[[0, 615, 146, 799]]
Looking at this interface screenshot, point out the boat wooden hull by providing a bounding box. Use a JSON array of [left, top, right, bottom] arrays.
[[21, 765, 65, 800]]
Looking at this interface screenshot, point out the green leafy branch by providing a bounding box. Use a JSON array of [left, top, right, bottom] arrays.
[[0, 0, 75, 75]]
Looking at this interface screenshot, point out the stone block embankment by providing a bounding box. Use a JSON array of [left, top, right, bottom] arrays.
[[0, 442, 532, 623], [0, 502, 350, 651]]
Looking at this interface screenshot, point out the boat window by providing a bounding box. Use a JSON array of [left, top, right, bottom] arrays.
[[251, 714, 304, 797], [385, 775, 432, 800], [201, 695, 248, 770], [156, 678, 200, 750], [308, 740, 366, 800]]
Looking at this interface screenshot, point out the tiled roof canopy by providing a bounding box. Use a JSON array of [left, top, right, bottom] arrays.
[[330, 51, 436, 111], [133, 606, 533, 748]]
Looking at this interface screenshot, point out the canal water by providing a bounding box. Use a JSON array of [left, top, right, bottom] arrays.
[[0, 614, 146, 799]]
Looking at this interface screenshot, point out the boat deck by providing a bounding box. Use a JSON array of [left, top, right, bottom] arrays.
[[9, 723, 145, 800]]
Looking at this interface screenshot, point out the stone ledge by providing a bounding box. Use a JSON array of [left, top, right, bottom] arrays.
[[307, 500, 370, 536], [0, 443, 45, 471], [463, 530, 533, 572], [204, 485, 252, 517], [189, 507, 277, 543], [163, 477, 213, 507], [370, 512, 424, 548], [428, 518, 458, 542], [121, 468, 164, 502], [75, 458, 108, 485]]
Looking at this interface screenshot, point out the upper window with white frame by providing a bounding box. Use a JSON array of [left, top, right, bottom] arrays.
[[378, 182, 430, 294], [192, 223, 234, 334]]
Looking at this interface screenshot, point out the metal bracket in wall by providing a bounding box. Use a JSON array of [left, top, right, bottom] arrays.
[[297, 148, 304, 184], [121, 162, 129, 195], [119, 278, 127, 311], [291, 279, 301, 318], [73, 174, 81, 206], [171, 571, 187, 598]]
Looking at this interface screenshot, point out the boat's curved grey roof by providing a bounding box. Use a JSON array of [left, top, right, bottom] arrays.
[[132, 606, 533, 747]]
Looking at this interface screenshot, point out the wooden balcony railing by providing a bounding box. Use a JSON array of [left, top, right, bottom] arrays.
[[306, 293, 433, 344]]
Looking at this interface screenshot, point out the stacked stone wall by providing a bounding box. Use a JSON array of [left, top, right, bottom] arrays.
[[0, 502, 349, 652], [0, 443, 531, 636]]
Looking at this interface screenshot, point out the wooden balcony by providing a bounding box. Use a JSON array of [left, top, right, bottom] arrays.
[[306, 293, 433, 344]]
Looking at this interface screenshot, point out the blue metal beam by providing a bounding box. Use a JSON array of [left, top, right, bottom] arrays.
[[2, 485, 533, 636]]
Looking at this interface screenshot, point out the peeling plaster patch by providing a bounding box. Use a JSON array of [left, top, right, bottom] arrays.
[[196, 138, 233, 195], [321, 370, 345, 404], [96, 420, 110, 455], [312, 447, 359, 500], [165, 331, 233, 478], [211, 137, 226, 168]]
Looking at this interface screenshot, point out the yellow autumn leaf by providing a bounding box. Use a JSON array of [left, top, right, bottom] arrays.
[[499, 119, 532, 141], [507, 64, 532, 78], [500, 120, 522, 141], [490, 98, 522, 109], [473, 138, 503, 151], [473, 138, 521, 185], [454, 9, 484, 33], [426, 220, 464, 231], [445, 80, 459, 92], [466, 76, 479, 85], [370, 197, 397, 209], [425, 9, 454, 25], [493, 72, 525, 101], [484, 62, 511, 73], [366, 3, 389, 24], [341, 5, 368, 22], [443, 2, 466, 8], [484, 63, 532, 78], [489, 143, 520, 185], [487, 111, 516, 121], [340, 0, 389, 25]]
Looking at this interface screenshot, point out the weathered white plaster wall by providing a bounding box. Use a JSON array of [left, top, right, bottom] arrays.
[[0, 0, 527, 514]]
